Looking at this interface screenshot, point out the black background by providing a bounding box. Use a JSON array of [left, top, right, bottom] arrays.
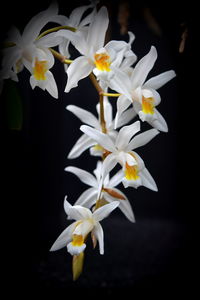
[[0, 0, 195, 297]]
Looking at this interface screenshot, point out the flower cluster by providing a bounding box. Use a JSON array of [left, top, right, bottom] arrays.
[[0, 1, 176, 280]]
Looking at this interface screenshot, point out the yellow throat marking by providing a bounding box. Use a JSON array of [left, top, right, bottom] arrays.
[[142, 96, 155, 114], [71, 234, 84, 247], [33, 58, 48, 80], [125, 162, 139, 180], [94, 52, 111, 71]]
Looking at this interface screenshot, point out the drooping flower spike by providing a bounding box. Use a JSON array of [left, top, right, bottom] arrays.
[[50, 196, 119, 255], [80, 121, 159, 190], [65, 161, 135, 222]]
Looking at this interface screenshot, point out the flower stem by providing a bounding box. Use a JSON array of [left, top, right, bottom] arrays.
[[36, 25, 76, 40], [49, 48, 73, 64], [99, 94, 107, 134]]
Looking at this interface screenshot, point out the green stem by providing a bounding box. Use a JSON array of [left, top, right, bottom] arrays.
[[36, 25, 76, 40]]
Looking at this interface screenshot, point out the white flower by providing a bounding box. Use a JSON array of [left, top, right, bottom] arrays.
[[109, 46, 176, 132], [0, 2, 62, 98], [56, 7, 137, 93], [66, 97, 136, 158], [80, 121, 159, 190], [52, 1, 98, 70], [65, 161, 135, 222], [93, 31, 137, 82], [50, 196, 119, 255]]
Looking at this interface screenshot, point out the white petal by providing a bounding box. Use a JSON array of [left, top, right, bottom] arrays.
[[144, 70, 176, 90], [101, 153, 117, 180], [126, 128, 159, 151], [80, 125, 116, 152], [116, 107, 137, 128], [74, 188, 97, 208], [93, 222, 104, 255], [93, 201, 120, 222], [109, 67, 132, 100], [131, 46, 157, 88], [68, 134, 96, 159], [35, 32, 63, 48], [23, 2, 58, 43], [66, 105, 99, 128], [70, 4, 94, 26], [104, 190, 135, 222], [115, 121, 140, 150], [86, 6, 109, 51], [64, 197, 92, 220], [148, 108, 168, 132], [64, 166, 97, 187], [108, 169, 124, 187], [65, 56, 93, 92], [50, 221, 77, 251], [114, 95, 131, 129], [56, 29, 88, 55], [45, 71, 58, 99], [140, 167, 158, 191]]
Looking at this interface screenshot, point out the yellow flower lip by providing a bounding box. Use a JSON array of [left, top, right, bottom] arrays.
[[33, 58, 48, 80], [94, 51, 111, 72], [72, 234, 84, 247], [142, 96, 155, 115], [125, 162, 139, 181]]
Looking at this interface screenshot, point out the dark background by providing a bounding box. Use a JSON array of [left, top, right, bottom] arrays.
[[0, 0, 195, 297]]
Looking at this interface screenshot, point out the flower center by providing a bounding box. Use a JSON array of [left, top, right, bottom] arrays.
[[142, 96, 154, 114], [71, 234, 84, 247], [33, 58, 48, 80], [125, 162, 139, 180], [94, 52, 111, 72]]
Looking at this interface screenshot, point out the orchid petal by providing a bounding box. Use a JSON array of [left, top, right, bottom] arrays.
[[45, 71, 58, 99], [116, 107, 137, 128], [68, 134, 96, 159], [56, 29, 88, 55], [80, 125, 116, 152], [35, 32, 63, 48], [66, 105, 99, 128], [109, 67, 132, 100], [144, 70, 176, 90], [114, 95, 131, 129], [74, 188, 97, 208], [50, 221, 77, 251], [103, 190, 135, 222], [65, 166, 97, 187], [65, 56, 93, 92], [115, 121, 140, 150], [108, 169, 124, 187], [148, 108, 168, 132], [93, 222, 104, 254], [23, 2, 58, 43], [64, 198, 93, 220], [86, 6, 109, 51], [101, 153, 117, 180], [141, 168, 158, 191], [126, 128, 159, 151], [93, 201, 119, 222], [131, 46, 157, 88]]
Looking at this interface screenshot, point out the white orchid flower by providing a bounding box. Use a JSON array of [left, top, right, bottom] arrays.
[[93, 31, 137, 82], [65, 161, 135, 222], [50, 196, 119, 255], [66, 97, 136, 158], [0, 2, 62, 98], [80, 121, 159, 190], [56, 6, 137, 93], [109, 46, 176, 132], [51, 1, 98, 71]]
